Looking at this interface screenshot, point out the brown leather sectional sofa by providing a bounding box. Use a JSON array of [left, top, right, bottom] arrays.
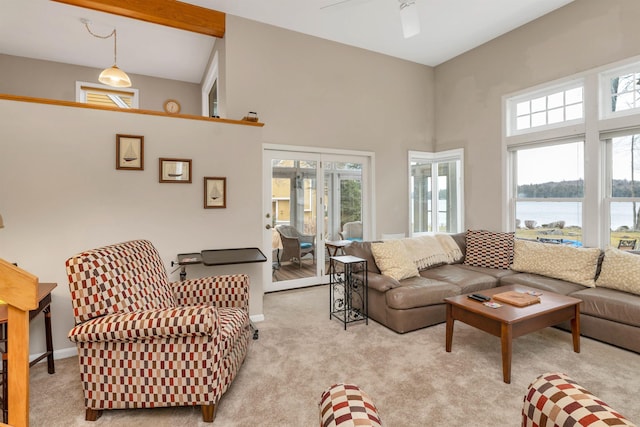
[[343, 233, 640, 354]]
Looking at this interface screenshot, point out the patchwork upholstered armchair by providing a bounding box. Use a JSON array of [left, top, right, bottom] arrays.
[[65, 239, 251, 423]]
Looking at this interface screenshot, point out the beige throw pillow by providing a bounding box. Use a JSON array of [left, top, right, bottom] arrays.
[[511, 239, 601, 287], [371, 240, 420, 281], [596, 248, 640, 295]]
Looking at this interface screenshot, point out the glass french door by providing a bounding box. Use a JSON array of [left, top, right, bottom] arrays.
[[263, 148, 370, 292]]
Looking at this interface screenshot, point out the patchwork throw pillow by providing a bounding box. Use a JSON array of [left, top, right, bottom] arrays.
[[463, 229, 514, 270], [511, 239, 601, 287], [596, 247, 640, 295], [371, 240, 420, 281]]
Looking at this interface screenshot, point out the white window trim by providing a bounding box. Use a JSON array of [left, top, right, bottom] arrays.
[[408, 148, 464, 236], [503, 55, 640, 248], [506, 78, 585, 137], [201, 49, 218, 117], [507, 138, 585, 236], [599, 61, 640, 120], [75, 81, 139, 108]]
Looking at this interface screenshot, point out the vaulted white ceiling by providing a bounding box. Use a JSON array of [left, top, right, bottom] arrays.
[[0, 0, 574, 84]]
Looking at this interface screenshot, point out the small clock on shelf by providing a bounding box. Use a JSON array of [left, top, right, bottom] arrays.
[[163, 99, 181, 114]]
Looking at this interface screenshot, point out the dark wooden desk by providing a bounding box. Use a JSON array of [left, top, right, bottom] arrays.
[[0, 282, 56, 422], [201, 248, 267, 265]]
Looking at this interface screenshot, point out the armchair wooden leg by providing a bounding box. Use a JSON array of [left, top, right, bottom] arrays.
[[85, 408, 102, 421], [201, 404, 217, 423]]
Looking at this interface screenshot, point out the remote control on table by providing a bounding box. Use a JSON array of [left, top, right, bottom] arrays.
[[468, 293, 491, 302]]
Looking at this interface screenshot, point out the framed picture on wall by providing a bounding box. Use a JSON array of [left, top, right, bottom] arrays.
[[116, 134, 144, 170], [159, 158, 192, 183], [204, 177, 226, 208]]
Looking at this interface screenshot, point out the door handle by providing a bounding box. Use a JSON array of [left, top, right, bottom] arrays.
[[265, 224, 272, 230]]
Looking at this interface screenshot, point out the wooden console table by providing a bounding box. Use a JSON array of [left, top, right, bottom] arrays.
[[0, 282, 56, 423]]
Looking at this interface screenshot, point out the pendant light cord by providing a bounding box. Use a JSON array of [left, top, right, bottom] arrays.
[[84, 22, 118, 65]]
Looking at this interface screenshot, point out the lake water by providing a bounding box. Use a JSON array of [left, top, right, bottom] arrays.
[[516, 201, 637, 230]]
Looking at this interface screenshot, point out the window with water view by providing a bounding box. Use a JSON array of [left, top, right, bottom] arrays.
[[513, 142, 584, 246], [606, 131, 640, 247], [507, 57, 640, 249]]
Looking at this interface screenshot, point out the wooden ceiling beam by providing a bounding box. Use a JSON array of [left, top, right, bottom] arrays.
[[51, 0, 225, 38]]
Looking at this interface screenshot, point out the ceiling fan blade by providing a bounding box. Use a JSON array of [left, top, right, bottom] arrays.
[[320, 0, 375, 10], [320, 0, 357, 9]]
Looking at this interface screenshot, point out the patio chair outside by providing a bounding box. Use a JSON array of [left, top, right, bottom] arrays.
[[276, 225, 315, 268], [618, 239, 637, 251], [339, 221, 363, 241]]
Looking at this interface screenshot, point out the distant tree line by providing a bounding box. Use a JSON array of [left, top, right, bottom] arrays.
[[518, 179, 584, 198], [518, 179, 640, 198]]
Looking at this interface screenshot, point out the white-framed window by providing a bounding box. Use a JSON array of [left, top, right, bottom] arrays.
[[76, 81, 139, 109], [504, 55, 640, 248], [602, 128, 640, 248], [409, 149, 464, 235], [201, 49, 219, 118], [506, 80, 584, 136], [508, 139, 584, 246], [600, 62, 640, 119]]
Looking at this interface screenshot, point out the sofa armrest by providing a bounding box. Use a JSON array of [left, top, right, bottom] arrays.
[[68, 305, 217, 344], [366, 271, 400, 293], [172, 274, 250, 312], [522, 372, 636, 427]]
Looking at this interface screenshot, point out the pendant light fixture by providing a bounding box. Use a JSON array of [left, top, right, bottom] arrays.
[[83, 19, 132, 88], [399, 0, 420, 39]]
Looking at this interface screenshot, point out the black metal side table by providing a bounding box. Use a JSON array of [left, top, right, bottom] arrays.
[[329, 255, 368, 329]]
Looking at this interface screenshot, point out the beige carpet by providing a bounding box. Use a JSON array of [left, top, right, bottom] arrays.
[[29, 285, 639, 426]]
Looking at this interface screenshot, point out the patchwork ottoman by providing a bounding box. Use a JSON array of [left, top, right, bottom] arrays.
[[319, 383, 382, 427], [522, 372, 636, 427]]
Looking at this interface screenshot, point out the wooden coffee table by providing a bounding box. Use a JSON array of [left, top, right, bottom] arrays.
[[444, 284, 581, 384]]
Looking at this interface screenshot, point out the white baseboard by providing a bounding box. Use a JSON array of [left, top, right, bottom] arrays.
[[30, 346, 77, 364]]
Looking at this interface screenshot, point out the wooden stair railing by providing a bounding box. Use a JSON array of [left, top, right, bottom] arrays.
[[0, 259, 38, 427]]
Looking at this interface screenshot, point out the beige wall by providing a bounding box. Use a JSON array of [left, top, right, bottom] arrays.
[[223, 16, 436, 237], [4, 0, 639, 358], [434, 0, 640, 231], [0, 99, 264, 357], [0, 54, 202, 115]]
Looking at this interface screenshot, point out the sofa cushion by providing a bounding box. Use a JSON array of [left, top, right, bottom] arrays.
[[457, 264, 519, 279], [571, 287, 640, 327], [463, 229, 514, 270], [371, 240, 420, 281], [385, 277, 459, 310], [595, 247, 640, 295], [511, 239, 601, 287], [420, 265, 498, 294], [499, 272, 586, 295]]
